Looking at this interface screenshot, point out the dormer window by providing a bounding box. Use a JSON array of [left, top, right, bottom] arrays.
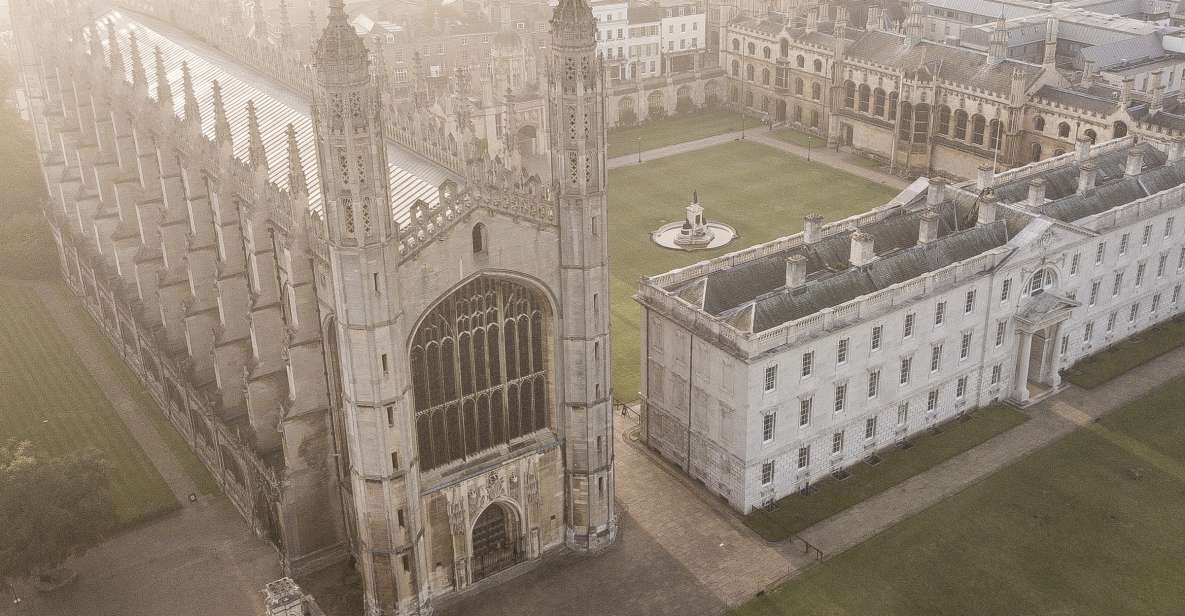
[[1029, 268, 1056, 296]]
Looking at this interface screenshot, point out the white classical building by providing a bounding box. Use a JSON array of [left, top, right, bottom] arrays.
[[637, 136, 1185, 513]]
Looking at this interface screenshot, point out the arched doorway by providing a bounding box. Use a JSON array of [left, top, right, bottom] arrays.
[[471, 502, 524, 581], [515, 125, 537, 157]]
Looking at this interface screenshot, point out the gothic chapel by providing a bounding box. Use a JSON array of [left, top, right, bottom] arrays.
[[10, 0, 616, 612]]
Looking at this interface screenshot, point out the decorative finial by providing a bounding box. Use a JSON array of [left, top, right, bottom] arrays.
[[181, 61, 201, 125], [692, 190, 698, 204], [129, 31, 147, 90], [155, 46, 173, 109], [106, 19, 124, 79], [286, 123, 307, 194], [247, 100, 267, 170], [212, 80, 232, 146]]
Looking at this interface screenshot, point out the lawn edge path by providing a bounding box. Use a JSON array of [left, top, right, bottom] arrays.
[[31, 280, 204, 501]]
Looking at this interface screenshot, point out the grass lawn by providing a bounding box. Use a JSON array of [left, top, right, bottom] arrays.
[[607, 140, 898, 400], [732, 377, 1185, 616], [607, 110, 745, 159], [0, 283, 180, 524], [744, 404, 1029, 542], [1064, 316, 1185, 389]]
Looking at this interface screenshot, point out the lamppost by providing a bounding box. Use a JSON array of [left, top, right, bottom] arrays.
[[635, 137, 642, 164], [806, 134, 812, 162]]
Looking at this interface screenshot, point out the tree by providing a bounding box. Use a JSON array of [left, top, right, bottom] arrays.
[[0, 441, 118, 582]]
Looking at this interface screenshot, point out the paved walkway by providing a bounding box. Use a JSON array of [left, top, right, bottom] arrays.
[[33, 281, 201, 500], [607, 129, 910, 191], [0, 281, 283, 616], [2, 500, 282, 616], [441, 410, 802, 616], [795, 344, 1185, 558]]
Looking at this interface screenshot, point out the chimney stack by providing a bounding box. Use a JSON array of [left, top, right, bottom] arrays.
[[1027, 178, 1046, 209], [804, 214, 824, 244], [979, 190, 999, 225], [1078, 161, 1097, 193], [1121, 77, 1134, 106], [918, 209, 940, 244], [1125, 147, 1145, 176], [1168, 139, 1185, 165], [850, 231, 876, 267], [1150, 70, 1165, 115], [1075, 135, 1092, 162], [786, 254, 808, 288], [976, 164, 994, 192], [927, 177, 948, 207]]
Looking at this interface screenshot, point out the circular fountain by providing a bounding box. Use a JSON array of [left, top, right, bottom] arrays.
[[651, 191, 737, 251]]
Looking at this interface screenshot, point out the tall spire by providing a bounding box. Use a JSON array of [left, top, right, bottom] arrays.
[[988, 9, 1007, 64], [1042, 16, 1058, 68], [129, 30, 147, 91], [155, 46, 174, 110], [247, 100, 267, 170], [181, 61, 201, 126], [905, 0, 925, 46], [212, 80, 232, 146], [285, 123, 307, 194]]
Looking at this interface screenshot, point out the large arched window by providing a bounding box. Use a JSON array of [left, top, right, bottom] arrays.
[[988, 119, 1002, 149], [813, 58, 823, 72], [873, 88, 886, 116], [1113, 120, 1128, 138], [899, 102, 913, 139], [795, 78, 804, 95], [780, 39, 789, 57], [1031, 142, 1042, 162], [1058, 122, 1071, 138], [746, 64, 755, 81], [936, 105, 951, 134], [747, 42, 756, 55], [1084, 128, 1097, 144], [731, 59, 739, 77], [914, 103, 930, 143], [858, 84, 871, 112], [1033, 116, 1045, 131], [971, 114, 986, 145], [796, 54, 805, 68], [954, 110, 968, 140], [762, 67, 770, 85], [732, 38, 740, 52], [411, 277, 553, 471], [844, 81, 856, 108], [763, 46, 771, 59], [811, 82, 822, 100]]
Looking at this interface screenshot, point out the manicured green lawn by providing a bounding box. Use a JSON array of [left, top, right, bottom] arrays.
[[1064, 316, 1185, 389], [607, 110, 745, 159], [771, 127, 818, 148], [744, 404, 1029, 542], [607, 140, 898, 401], [0, 283, 179, 524], [732, 377, 1185, 616]]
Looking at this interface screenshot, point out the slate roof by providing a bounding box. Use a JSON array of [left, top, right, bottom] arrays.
[[665, 197, 1010, 333], [992, 142, 1185, 223], [1079, 33, 1166, 70], [844, 31, 1043, 96], [95, 8, 460, 226], [1034, 85, 1119, 115]]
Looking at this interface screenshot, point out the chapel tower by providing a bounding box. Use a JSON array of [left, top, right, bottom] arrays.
[[312, 1, 430, 613], [548, 0, 617, 549]]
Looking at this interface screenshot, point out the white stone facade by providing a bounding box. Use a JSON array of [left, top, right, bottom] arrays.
[[638, 137, 1185, 513]]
